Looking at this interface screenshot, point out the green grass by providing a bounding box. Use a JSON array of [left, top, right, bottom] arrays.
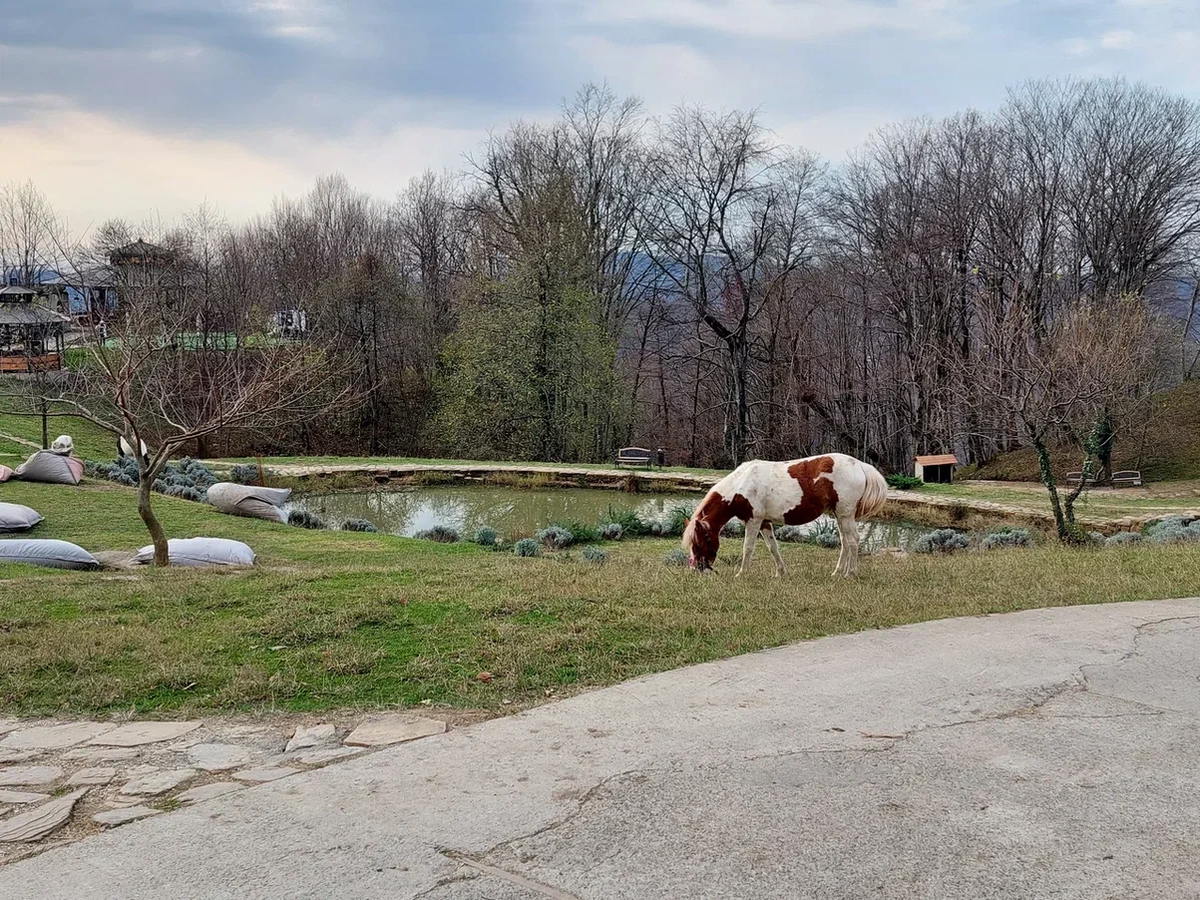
[[3, 478, 1200, 718], [0, 412, 114, 462]]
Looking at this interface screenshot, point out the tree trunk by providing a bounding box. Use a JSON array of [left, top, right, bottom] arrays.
[[1032, 437, 1070, 542], [137, 471, 170, 567]]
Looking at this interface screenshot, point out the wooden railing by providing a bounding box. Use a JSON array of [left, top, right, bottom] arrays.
[[0, 353, 62, 373]]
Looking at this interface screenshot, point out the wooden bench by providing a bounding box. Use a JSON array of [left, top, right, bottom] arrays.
[[616, 447, 654, 469], [1111, 470, 1143, 487], [1065, 472, 1097, 486]]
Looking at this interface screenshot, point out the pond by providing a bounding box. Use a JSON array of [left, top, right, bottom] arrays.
[[295, 486, 933, 550]]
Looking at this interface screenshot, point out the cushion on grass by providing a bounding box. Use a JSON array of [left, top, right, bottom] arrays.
[[0, 539, 98, 570], [206, 482, 290, 523], [0, 465, 12, 483], [0, 502, 44, 533], [133, 537, 256, 567], [14, 450, 84, 485]]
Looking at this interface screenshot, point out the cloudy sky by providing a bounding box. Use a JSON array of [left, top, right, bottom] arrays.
[[4, 0, 1199, 234]]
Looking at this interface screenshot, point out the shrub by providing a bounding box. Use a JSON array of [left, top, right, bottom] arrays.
[[662, 548, 689, 567], [815, 530, 841, 550], [288, 508, 327, 530], [1144, 515, 1200, 544], [536, 525, 574, 550], [472, 525, 498, 546], [342, 519, 378, 533], [230, 463, 260, 485], [597, 522, 624, 541], [581, 545, 607, 565], [980, 527, 1032, 551], [603, 505, 650, 537], [885, 473, 923, 490], [1105, 531, 1142, 547], [415, 525, 460, 543], [663, 502, 696, 537], [721, 519, 745, 537], [513, 538, 541, 558], [551, 521, 598, 543], [913, 528, 970, 554], [89, 455, 216, 502]]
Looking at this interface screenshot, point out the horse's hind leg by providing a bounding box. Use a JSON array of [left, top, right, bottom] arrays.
[[834, 513, 860, 577], [760, 522, 786, 578], [735, 518, 762, 578]]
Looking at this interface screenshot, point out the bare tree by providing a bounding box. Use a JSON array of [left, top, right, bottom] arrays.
[[967, 296, 1160, 540], [4, 217, 353, 565], [0, 181, 62, 286]]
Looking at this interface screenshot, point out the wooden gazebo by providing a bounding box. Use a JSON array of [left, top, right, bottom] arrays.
[[0, 285, 68, 373]]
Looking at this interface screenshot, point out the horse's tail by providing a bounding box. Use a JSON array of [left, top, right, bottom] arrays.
[[855, 462, 889, 519]]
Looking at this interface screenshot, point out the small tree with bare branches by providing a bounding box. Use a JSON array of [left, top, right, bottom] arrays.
[[969, 296, 1160, 541], [3, 221, 351, 565]]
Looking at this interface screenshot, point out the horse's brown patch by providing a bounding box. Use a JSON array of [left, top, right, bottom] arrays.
[[783, 456, 838, 525], [689, 491, 755, 569]]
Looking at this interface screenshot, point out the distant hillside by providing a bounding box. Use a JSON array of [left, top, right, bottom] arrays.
[[967, 381, 1200, 484]]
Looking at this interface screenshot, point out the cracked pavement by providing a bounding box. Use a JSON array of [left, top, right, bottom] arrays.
[[4, 598, 1200, 899]]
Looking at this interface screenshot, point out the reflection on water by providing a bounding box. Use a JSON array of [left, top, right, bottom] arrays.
[[297, 485, 932, 549]]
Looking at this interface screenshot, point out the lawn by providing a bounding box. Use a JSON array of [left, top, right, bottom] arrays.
[[3, 478, 1200, 719], [0, 412, 114, 463]]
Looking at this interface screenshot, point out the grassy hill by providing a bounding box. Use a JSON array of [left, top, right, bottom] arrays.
[[968, 380, 1200, 483], [0, 412, 115, 463]]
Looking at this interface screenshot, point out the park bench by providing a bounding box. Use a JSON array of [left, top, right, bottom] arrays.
[[1111, 470, 1143, 487], [1065, 472, 1097, 486], [616, 447, 654, 469]]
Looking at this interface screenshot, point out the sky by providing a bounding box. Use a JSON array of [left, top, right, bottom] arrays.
[[3, 0, 1200, 236]]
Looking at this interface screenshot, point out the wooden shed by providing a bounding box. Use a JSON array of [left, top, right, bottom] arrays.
[[914, 453, 958, 484]]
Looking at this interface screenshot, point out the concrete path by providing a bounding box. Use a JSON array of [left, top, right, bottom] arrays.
[[5, 598, 1200, 899]]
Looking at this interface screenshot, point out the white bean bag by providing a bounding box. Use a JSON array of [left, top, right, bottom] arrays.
[[0, 503, 44, 533], [0, 465, 12, 483], [134, 537, 256, 567], [14, 450, 84, 485], [206, 482, 290, 523], [0, 539, 98, 570]]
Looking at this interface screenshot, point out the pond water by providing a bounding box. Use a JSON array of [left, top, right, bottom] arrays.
[[296, 486, 932, 550]]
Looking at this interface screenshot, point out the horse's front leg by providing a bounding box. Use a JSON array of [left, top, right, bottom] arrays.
[[735, 518, 762, 578]]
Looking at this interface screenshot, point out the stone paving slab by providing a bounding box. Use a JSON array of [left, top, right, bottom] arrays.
[[1, 723, 114, 751], [120, 770, 197, 797], [344, 715, 446, 747], [89, 723, 201, 747], [0, 790, 86, 843], [0, 767, 64, 787], [92, 807, 160, 828], [0, 791, 50, 805]]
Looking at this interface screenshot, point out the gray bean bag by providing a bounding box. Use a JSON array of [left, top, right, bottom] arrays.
[[0, 539, 98, 570], [0, 503, 44, 533], [206, 482, 290, 523], [14, 450, 84, 485], [134, 537, 256, 567]]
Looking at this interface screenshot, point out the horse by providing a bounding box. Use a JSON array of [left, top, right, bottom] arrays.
[[682, 453, 888, 578]]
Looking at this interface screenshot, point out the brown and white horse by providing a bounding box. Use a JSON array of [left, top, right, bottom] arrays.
[[682, 453, 888, 577]]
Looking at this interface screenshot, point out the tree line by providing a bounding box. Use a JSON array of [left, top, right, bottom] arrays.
[[4, 78, 1198, 476]]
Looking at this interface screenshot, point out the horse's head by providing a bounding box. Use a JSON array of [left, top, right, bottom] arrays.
[[682, 515, 718, 572]]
